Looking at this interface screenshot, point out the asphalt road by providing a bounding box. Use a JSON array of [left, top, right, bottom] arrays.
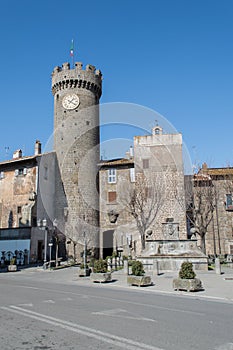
[[0, 268, 233, 350]]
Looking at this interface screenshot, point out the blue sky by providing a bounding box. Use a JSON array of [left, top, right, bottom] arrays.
[[0, 0, 232, 169]]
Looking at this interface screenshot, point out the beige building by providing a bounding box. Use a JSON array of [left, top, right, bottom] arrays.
[[0, 143, 41, 263], [0, 141, 62, 264], [195, 164, 233, 256], [99, 125, 188, 259]]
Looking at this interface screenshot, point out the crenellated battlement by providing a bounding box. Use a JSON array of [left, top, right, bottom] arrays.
[[52, 62, 102, 97], [52, 62, 102, 77]]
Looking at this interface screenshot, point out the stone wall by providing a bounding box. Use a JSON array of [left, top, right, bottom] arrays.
[[99, 161, 135, 258], [134, 130, 187, 241], [194, 166, 233, 255], [0, 158, 37, 229]]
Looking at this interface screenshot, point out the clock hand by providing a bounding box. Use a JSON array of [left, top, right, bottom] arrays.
[[67, 98, 76, 105], [69, 100, 77, 105]]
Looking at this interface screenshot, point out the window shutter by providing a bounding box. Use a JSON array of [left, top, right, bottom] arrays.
[[226, 194, 233, 210], [108, 191, 117, 202], [23, 168, 27, 175], [15, 169, 19, 176], [130, 168, 135, 182]]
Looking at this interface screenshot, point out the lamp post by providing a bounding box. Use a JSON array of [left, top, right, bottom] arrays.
[[83, 231, 87, 276], [53, 219, 58, 267], [48, 239, 53, 269], [37, 218, 48, 269]]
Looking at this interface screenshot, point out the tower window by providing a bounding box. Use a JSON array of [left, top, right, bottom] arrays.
[[17, 206, 22, 214], [108, 169, 116, 183], [143, 159, 149, 169], [86, 121, 90, 125], [44, 166, 48, 180]]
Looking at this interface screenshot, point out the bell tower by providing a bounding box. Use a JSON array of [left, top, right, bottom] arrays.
[[51, 62, 102, 256]]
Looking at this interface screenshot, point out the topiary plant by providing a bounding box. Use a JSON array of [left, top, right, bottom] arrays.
[[80, 263, 89, 269], [10, 258, 16, 265], [93, 259, 107, 273], [112, 251, 117, 258], [131, 260, 145, 276], [179, 262, 196, 279]]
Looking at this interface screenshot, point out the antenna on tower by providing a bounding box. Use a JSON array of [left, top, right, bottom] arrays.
[[70, 39, 74, 68]]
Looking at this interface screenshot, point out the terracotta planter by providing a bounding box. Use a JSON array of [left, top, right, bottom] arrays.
[[127, 275, 152, 287], [173, 278, 203, 292], [8, 265, 17, 272], [90, 272, 112, 283]]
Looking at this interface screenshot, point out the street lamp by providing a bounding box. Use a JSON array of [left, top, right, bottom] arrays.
[[83, 231, 87, 276], [53, 219, 58, 267], [48, 239, 53, 269], [37, 218, 48, 269]]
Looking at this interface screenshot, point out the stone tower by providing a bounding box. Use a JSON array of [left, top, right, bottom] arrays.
[[51, 62, 102, 257]]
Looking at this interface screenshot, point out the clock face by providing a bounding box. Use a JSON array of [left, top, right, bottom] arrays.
[[62, 94, 80, 110]]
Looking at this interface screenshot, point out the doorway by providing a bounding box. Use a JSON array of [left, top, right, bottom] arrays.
[[103, 230, 114, 259], [37, 240, 43, 261]]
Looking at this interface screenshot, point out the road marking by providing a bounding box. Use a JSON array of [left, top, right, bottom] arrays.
[[10, 284, 206, 315], [43, 300, 55, 304], [61, 297, 73, 301], [215, 343, 233, 350], [13, 285, 39, 290], [18, 303, 34, 307], [92, 308, 157, 323], [1, 305, 164, 350]]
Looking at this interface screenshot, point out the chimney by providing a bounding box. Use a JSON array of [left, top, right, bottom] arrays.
[[202, 162, 208, 172], [13, 149, 22, 159], [125, 151, 130, 160], [35, 140, 41, 155], [129, 146, 134, 158]]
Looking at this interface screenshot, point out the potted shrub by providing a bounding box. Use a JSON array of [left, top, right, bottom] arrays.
[[173, 262, 203, 292], [78, 263, 91, 277], [90, 259, 112, 283], [127, 260, 151, 287], [8, 257, 17, 272]]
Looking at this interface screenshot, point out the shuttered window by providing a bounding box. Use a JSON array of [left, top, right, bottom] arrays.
[[226, 194, 233, 211], [108, 191, 117, 203]]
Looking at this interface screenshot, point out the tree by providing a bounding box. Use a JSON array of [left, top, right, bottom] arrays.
[[118, 172, 165, 250], [184, 174, 216, 254], [52, 219, 66, 267]]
